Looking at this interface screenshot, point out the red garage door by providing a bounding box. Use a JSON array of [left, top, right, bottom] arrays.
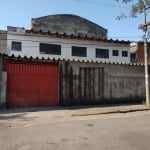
[[5, 60, 59, 108]]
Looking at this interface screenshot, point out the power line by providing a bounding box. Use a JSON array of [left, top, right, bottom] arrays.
[[75, 0, 130, 9], [109, 36, 142, 39]]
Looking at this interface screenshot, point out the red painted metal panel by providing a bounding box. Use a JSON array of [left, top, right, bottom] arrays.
[[5, 60, 59, 108]]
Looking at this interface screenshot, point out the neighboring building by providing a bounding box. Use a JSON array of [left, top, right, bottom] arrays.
[[0, 14, 144, 109], [31, 14, 108, 38], [130, 42, 150, 63]]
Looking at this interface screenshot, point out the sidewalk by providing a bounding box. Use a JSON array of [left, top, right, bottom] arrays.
[[0, 104, 149, 127]]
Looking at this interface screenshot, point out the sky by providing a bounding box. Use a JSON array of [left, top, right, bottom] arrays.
[[0, 0, 149, 42]]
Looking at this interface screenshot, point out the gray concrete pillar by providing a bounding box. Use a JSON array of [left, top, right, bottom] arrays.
[[0, 72, 7, 109]]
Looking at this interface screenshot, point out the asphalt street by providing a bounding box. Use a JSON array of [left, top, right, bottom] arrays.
[[0, 108, 150, 150]]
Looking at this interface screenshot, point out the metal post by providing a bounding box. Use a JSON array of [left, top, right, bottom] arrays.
[[143, 2, 150, 108]]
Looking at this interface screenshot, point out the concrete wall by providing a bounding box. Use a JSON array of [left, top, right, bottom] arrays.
[[59, 61, 145, 106], [104, 64, 145, 103], [0, 31, 7, 54], [31, 14, 107, 38], [7, 33, 130, 64], [0, 72, 7, 109], [0, 54, 6, 109]]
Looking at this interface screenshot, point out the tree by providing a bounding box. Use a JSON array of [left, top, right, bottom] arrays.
[[116, 0, 150, 19], [116, 0, 150, 108]]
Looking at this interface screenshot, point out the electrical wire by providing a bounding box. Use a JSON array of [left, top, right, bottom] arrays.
[[75, 0, 130, 9]]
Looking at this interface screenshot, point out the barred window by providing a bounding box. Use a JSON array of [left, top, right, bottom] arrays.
[[112, 50, 119, 56], [122, 51, 128, 57], [96, 48, 109, 59], [72, 46, 87, 57], [12, 41, 22, 51], [40, 43, 61, 55]]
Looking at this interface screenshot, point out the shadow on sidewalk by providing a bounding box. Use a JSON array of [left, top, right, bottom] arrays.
[[0, 102, 148, 122], [0, 102, 143, 114]]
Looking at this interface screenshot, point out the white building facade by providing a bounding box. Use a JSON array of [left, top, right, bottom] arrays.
[[6, 28, 130, 64]]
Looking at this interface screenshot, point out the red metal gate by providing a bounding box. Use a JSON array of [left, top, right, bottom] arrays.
[[4, 60, 59, 108]]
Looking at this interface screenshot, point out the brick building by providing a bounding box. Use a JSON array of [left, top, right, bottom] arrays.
[[130, 42, 150, 63]]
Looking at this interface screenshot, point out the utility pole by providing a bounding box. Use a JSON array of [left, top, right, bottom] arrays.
[[139, 0, 150, 108]]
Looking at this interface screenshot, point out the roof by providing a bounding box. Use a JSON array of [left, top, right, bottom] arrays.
[[2, 53, 143, 66], [25, 29, 130, 44]]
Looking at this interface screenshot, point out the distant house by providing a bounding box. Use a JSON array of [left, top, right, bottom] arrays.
[[130, 42, 150, 63], [0, 14, 145, 109]]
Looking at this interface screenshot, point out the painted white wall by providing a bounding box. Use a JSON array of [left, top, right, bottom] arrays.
[[7, 32, 130, 63]]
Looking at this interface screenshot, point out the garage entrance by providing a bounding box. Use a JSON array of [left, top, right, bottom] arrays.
[[4, 59, 59, 108]]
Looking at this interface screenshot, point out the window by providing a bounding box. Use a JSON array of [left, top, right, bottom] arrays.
[[40, 43, 61, 55], [96, 48, 109, 59], [72, 46, 87, 57], [112, 50, 119, 56], [12, 41, 22, 51], [130, 53, 137, 63], [122, 51, 128, 57]]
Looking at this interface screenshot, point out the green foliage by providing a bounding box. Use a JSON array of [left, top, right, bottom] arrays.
[[116, 0, 133, 3], [116, 0, 150, 19]]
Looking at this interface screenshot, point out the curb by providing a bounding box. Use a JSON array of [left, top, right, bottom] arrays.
[[72, 108, 150, 117]]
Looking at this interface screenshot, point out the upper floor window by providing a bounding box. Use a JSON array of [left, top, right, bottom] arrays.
[[130, 53, 137, 63], [112, 50, 119, 56], [96, 48, 109, 59], [72, 46, 87, 57], [40, 43, 61, 55], [12, 41, 22, 51], [122, 51, 128, 57]]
